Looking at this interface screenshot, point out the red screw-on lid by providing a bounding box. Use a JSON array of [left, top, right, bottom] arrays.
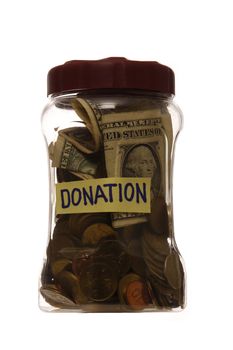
[[47, 57, 175, 96]]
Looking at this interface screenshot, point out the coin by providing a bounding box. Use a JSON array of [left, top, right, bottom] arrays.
[[142, 228, 169, 282], [118, 273, 152, 310], [72, 248, 96, 276], [56, 270, 88, 304], [96, 239, 130, 277], [144, 256, 166, 281], [82, 223, 117, 245], [147, 196, 169, 236], [69, 213, 108, 237], [53, 216, 71, 237], [41, 259, 54, 286], [142, 227, 170, 256], [127, 239, 147, 276], [164, 251, 183, 290], [148, 273, 183, 308], [51, 258, 72, 277], [162, 288, 181, 308], [154, 286, 180, 308], [80, 262, 118, 301], [142, 239, 166, 268], [40, 285, 76, 308], [72, 256, 90, 277], [118, 223, 143, 243], [143, 239, 166, 267], [50, 235, 75, 261], [143, 238, 167, 262], [59, 246, 96, 260]]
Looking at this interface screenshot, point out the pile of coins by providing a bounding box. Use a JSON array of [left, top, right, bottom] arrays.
[[40, 97, 185, 311], [40, 196, 185, 311]]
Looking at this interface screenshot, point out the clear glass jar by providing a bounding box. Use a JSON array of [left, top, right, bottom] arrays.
[[39, 58, 186, 312]]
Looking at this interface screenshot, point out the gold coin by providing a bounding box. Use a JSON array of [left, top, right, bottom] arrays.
[[80, 262, 118, 301], [164, 251, 183, 290], [69, 213, 108, 237], [51, 258, 72, 277], [40, 285, 75, 308], [82, 223, 117, 245], [56, 271, 88, 304]]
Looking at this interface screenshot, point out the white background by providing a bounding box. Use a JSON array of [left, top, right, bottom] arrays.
[[0, 0, 232, 349]]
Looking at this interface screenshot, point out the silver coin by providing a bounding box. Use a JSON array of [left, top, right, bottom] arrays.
[[164, 251, 183, 290]]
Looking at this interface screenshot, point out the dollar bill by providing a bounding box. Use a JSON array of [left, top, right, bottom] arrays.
[[53, 96, 173, 228], [66, 98, 102, 154], [49, 135, 98, 180], [93, 108, 172, 227]]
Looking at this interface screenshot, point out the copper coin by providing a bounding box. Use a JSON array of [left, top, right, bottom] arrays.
[[82, 223, 117, 245], [72, 250, 94, 276], [118, 273, 152, 310], [69, 213, 108, 238], [126, 280, 152, 310]]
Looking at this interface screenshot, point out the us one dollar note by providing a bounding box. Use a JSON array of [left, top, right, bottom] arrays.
[[98, 106, 172, 228], [49, 134, 98, 180]]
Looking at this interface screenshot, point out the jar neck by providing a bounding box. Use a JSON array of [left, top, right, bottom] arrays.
[[49, 89, 174, 101]]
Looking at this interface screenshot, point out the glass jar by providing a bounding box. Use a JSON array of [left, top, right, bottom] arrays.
[[40, 57, 185, 312]]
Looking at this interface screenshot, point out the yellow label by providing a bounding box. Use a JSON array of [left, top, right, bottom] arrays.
[[56, 177, 151, 214]]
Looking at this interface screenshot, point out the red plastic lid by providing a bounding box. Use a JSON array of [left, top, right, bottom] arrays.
[[47, 57, 175, 96]]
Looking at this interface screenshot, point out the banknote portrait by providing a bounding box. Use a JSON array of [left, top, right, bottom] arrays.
[[121, 143, 161, 196]]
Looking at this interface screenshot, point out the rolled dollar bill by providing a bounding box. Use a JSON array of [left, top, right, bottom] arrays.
[[59, 126, 99, 155], [58, 97, 102, 154], [49, 134, 98, 179]]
